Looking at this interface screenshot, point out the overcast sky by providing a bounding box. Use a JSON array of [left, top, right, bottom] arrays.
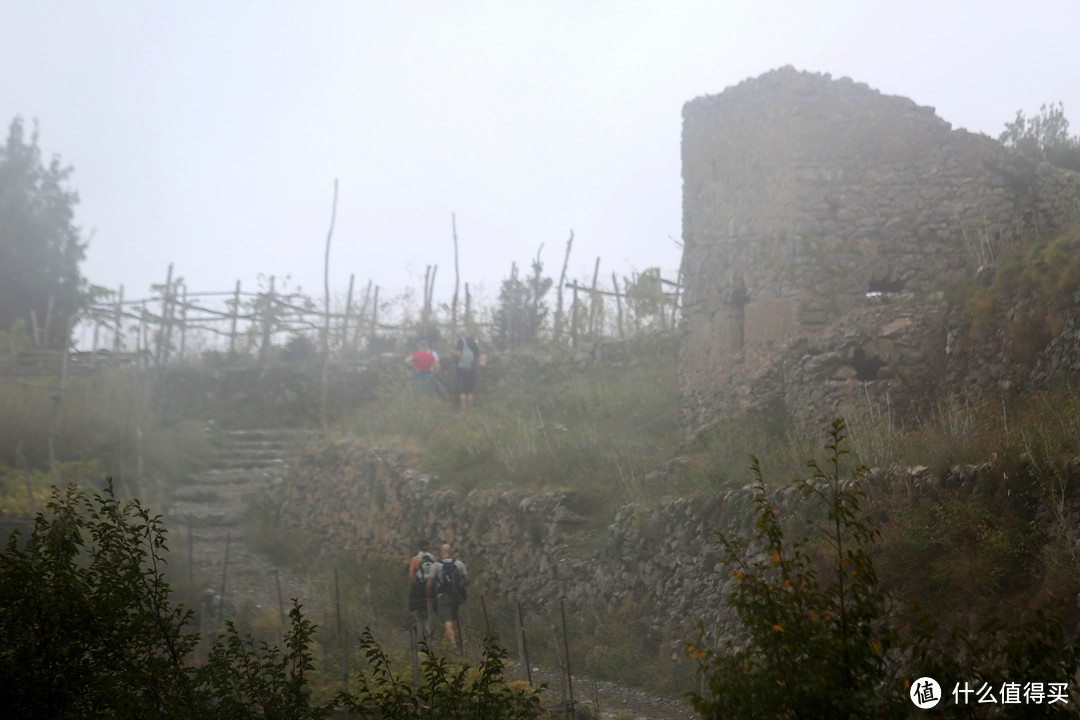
[[3, 1, 1078, 317]]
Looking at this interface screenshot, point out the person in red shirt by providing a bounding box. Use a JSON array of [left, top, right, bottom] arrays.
[[405, 341, 442, 395]]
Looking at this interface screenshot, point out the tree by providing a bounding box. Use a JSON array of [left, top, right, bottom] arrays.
[[492, 255, 552, 349], [0, 117, 88, 348], [1000, 102, 1080, 172]]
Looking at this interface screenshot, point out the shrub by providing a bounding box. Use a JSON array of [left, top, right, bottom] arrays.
[[688, 420, 901, 719], [0, 481, 543, 719]]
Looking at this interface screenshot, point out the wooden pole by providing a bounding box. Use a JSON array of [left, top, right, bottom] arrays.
[[187, 514, 194, 590], [612, 272, 624, 340], [587, 257, 600, 337], [517, 601, 532, 686], [370, 286, 380, 342], [157, 263, 174, 365], [427, 265, 438, 333], [178, 284, 188, 362], [480, 594, 492, 638], [321, 179, 339, 436], [451, 213, 460, 331], [218, 531, 231, 621], [354, 279, 372, 352], [275, 569, 285, 626], [561, 601, 575, 719], [229, 280, 241, 355], [48, 316, 73, 489], [341, 273, 355, 353], [554, 230, 573, 343], [422, 265, 432, 331], [42, 295, 54, 349], [260, 275, 276, 361], [113, 285, 124, 352], [464, 283, 471, 327], [570, 282, 579, 347], [409, 618, 421, 695], [335, 568, 348, 694]]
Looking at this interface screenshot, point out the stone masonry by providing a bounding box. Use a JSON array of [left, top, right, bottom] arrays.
[[679, 66, 1080, 431]]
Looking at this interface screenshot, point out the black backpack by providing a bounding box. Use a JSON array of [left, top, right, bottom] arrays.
[[413, 552, 435, 592], [438, 558, 467, 604]]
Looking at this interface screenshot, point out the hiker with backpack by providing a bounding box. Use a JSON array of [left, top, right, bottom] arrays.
[[428, 543, 468, 649], [407, 539, 436, 646], [449, 327, 480, 410]]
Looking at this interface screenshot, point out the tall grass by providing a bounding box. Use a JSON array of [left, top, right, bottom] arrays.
[[344, 342, 681, 510]]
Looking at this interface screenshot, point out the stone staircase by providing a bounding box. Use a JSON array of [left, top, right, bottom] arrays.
[[166, 428, 316, 622]]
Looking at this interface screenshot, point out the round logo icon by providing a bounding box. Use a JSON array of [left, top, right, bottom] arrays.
[[910, 677, 942, 709]]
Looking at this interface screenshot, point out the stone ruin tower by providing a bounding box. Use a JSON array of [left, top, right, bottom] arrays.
[[678, 67, 1080, 431]]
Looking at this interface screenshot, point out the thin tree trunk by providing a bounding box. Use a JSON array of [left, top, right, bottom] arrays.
[[229, 280, 241, 355], [158, 263, 174, 365], [114, 285, 124, 352], [341, 273, 354, 353], [554, 230, 573, 343], [612, 272, 624, 340], [588, 256, 600, 337], [452, 213, 460, 331], [321, 179, 339, 436]]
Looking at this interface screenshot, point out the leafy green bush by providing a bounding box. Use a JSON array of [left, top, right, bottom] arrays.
[[0, 481, 544, 719], [688, 420, 900, 719], [689, 420, 1080, 718]]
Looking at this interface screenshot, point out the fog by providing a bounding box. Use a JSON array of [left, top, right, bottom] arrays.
[[2, 1, 1078, 311]]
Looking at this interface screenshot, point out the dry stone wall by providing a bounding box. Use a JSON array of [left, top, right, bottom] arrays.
[[679, 67, 1080, 430], [274, 440, 746, 655], [272, 440, 1049, 658]]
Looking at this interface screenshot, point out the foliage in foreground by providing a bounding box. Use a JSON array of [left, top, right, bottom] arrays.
[[689, 420, 1080, 719], [0, 481, 541, 719]]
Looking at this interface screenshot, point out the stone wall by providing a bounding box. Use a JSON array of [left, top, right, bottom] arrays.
[[679, 66, 1080, 430], [273, 441, 743, 655], [272, 440, 1061, 658]]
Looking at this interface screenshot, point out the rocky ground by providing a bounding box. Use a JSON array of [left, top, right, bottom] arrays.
[[164, 429, 699, 719]]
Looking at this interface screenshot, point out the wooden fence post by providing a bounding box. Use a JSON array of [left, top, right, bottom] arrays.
[[612, 272, 624, 340], [341, 273, 355, 352], [321, 179, 339, 436], [157, 263, 174, 365], [464, 283, 471, 327], [113, 284, 124, 352], [260, 275, 276, 361], [354, 279, 372, 352], [229, 280, 241, 355], [218, 531, 231, 621], [178, 284, 188, 362], [561, 601, 575, 719], [587, 257, 600, 337], [517, 601, 532, 686], [370, 286, 380, 343], [451, 213, 460, 332], [570, 282, 579, 347], [554, 230, 573, 344]]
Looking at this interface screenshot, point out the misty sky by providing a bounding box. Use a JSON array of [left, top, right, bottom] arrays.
[[3, 1, 1078, 317]]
